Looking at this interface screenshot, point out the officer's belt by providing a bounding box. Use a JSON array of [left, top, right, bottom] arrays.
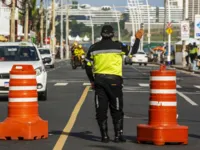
[[95, 74, 122, 80]]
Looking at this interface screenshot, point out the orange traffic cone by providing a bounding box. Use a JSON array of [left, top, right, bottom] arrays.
[[0, 65, 48, 140], [137, 64, 188, 146]]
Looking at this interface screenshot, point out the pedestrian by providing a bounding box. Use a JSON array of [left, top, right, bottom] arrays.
[[185, 43, 192, 66], [84, 25, 144, 143], [189, 42, 198, 63]]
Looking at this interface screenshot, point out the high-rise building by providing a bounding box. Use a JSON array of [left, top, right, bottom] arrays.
[[186, 0, 200, 22]]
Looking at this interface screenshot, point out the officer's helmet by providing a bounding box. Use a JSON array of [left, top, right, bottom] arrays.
[[101, 25, 114, 39], [78, 45, 82, 49]]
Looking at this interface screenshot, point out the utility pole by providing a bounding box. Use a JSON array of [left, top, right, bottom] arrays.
[[60, 0, 64, 59], [65, 1, 70, 59], [40, 0, 44, 47], [50, 0, 56, 59], [24, 3, 29, 41], [10, 0, 15, 42], [163, 0, 167, 42]]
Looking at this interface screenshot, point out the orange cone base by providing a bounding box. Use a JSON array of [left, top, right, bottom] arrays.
[[137, 124, 188, 146], [0, 117, 48, 140]]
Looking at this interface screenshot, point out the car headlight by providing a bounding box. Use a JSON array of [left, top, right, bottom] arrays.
[[35, 66, 43, 76]]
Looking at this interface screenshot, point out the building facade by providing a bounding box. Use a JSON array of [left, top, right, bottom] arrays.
[[54, 4, 122, 26], [186, 0, 200, 22]]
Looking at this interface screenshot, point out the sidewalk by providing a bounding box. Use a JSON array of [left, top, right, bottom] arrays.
[[171, 65, 200, 74]]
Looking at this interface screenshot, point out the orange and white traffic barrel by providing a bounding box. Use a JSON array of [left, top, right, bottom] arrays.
[[137, 64, 188, 146], [0, 65, 48, 140]]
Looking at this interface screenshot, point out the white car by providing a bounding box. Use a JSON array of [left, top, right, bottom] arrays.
[[130, 51, 148, 66], [38, 47, 55, 68], [0, 42, 50, 100]]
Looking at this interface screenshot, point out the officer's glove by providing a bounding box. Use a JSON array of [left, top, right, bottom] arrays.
[[135, 29, 144, 39], [91, 82, 95, 90], [128, 55, 133, 58]]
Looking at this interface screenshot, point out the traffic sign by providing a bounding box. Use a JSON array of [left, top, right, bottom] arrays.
[[166, 28, 173, 34], [195, 15, 200, 39], [181, 20, 190, 40], [167, 22, 172, 28]]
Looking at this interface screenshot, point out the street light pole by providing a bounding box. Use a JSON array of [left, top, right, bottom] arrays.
[[146, 0, 151, 44], [40, 0, 44, 47], [50, 0, 56, 59], [65, 0, 70, 59], [88, 10, 94, 44], [167, 0, 171, 65], [113, 5, 121, 41], [60, 0, 63, 59]]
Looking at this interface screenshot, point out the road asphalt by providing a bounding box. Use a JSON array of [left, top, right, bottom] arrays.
[[0, 60, 200, 150]]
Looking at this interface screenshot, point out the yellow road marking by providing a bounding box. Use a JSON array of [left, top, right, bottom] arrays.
[[53, 86, 90, 150]]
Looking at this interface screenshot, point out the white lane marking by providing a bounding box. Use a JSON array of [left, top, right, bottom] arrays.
[[54, 83, 68, 86], [177, 91, 198, 106], [83, 83, 91, 86], [176, 85, 182, 88], [151, 89, 176, 94], [150, 101, 177, 106], [139, 83, 149, 87], [194, 85, 200, 89], [9, 98, 37, 102], [150, 76, 176, 81]]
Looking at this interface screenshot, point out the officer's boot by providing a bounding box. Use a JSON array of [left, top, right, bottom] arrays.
[[114, 119, 126, 143], [98, 120, 110, 143]]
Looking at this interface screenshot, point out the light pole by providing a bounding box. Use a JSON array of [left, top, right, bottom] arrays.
[[146, 0, 151, 44], [113, 5, 121, 41], [167, 0, 171, 65], [50, 0, 56, 60], [60, 0, 64, 59], [88, 10, 94, 44], [65, 0, 70, 60]]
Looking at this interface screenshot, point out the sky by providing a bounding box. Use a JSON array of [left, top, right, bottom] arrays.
[[77, 0, 164, 7]]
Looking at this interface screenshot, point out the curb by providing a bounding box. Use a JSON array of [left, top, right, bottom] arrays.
[[170, 66, 200, 74]]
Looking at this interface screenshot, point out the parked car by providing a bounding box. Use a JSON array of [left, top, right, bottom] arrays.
[[0, 42, 50, 100], [38, 47, 55, 68], [125, 51, 148, 66]]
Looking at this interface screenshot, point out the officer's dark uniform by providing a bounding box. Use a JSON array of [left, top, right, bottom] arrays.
[[85, 25, 142, 143]]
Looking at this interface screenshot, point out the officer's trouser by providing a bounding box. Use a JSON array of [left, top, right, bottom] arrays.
[[94, 74, 124, 125]]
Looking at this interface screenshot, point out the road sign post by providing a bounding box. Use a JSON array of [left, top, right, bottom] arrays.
[[181, 20, 190, 67]]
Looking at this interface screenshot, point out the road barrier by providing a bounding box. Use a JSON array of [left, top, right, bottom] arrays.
[[137, 64, 188, 146], [0, 65, 48, 140]]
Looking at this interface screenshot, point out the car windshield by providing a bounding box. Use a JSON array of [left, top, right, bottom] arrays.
[[0, 46, 39, 61], [39, 49, 50, 54]]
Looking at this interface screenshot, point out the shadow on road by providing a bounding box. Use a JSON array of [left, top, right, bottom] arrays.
[[189, 134, 200, 139], [49, 130, 137, 143], [0, 96, 8, 102]]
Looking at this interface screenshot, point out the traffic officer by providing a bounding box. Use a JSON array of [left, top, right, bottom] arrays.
[[85, 25, 144, 143]]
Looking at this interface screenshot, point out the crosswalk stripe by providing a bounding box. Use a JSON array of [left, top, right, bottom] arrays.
[[138, 83, 149, 87], [194, 85, 200, 89], [83, 83, 91, 86], [54, 83, 68, 86]]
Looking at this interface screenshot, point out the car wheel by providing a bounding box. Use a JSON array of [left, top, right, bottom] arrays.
[[38, 89, 47, 101], [139, 63, 142, 66], [144, 63, 147, 66]]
